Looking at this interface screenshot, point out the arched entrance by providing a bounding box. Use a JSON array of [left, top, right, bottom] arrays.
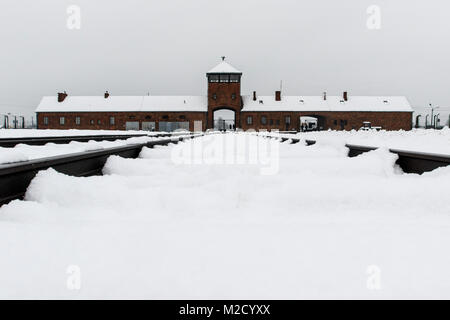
[[300, 115, 326, 131], [213, 109, 235, 131]]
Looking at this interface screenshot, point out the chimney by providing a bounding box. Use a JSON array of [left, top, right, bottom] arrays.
[[323, 91, 327, 101], [57, 91, 68, 103], [275, 91, 281, 101], [104, 91, 110, 99], [343, 91, 348, 101], [253, 91, 257, 101]]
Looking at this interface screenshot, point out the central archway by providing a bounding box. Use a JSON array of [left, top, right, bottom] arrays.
[[213, 109, 235, 131]]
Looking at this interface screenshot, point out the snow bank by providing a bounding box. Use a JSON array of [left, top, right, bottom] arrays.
[[1, 133, 450, 299], [0, 129, 156, 139], [0, 148, 29, 164]]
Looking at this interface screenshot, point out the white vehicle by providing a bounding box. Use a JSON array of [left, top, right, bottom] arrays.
[[300, 116, 318, 131], [360, 121, 382, 131]]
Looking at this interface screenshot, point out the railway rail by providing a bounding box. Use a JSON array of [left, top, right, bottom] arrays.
[[0, 133, 201, 206], [268, 133, 450, 174], [0, 133, 175, 148]]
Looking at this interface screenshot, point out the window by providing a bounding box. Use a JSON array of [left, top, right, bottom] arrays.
[[344, 120, 348, 126], [334, 120, 338, 125], [129, 115, 136, 120], [269, 119, 274, 125], [276, 119, 280, 125], [231, 93, 236, 100], [230, 74, 240, 83], [285, 116, 291, 124], [90, 120, 94, 125], [209, 75, 219, 83], [75, 117, 81, 125], [219, 74, 229, 83], [59, 117, 65, 125], [110, 116, 115, 125], [247, 116, 253, 125], [162, 115, 169, 120], [212, 94, 217, 100], [179, 115, 186, 120], [97, 120, 101, 125], [261, 116, 267, 125], [145, 115, 152, 120], [43, 117, 49, 125]]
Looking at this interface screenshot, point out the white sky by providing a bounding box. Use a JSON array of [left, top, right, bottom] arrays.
[[1, 0, 449, 120]]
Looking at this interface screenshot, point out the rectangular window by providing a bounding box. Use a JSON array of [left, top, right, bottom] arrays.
[[110, 116, 115, 125], [261, 116, 267, 125], [90, 120, 94, 125], [276, 119, 280, 125], [209, 75, 219, 83], [75, 117, 81, 125], [269, 119, 274, 125], [97, 120, 101, 125], [43, 117, 49, 125], [229, 74, 240, 83], [247, 116, 253, 125], [334, 120, 338, 125], [285, 116, 291, 124], [59, 117, 65, 125], [219, 74, 229, 83]]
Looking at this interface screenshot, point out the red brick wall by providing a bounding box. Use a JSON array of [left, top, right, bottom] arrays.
[[37, 112, 207, 131], [37, 110, 412, 132], [207, 82, 242, 128], [240, 111, 413, 131]]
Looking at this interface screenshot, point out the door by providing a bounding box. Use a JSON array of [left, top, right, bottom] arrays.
[[125, 121, 139, 131]]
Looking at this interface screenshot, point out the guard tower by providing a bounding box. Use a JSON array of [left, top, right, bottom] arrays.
[[206, 57, 243, 129]]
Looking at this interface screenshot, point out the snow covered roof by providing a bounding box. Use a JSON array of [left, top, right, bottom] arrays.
[[36, 96, 208, 113], [207, 61, 242, 74], [241, 95, 413, 112]]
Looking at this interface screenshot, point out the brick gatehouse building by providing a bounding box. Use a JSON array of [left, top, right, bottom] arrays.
[[36, 58, 413, 132]]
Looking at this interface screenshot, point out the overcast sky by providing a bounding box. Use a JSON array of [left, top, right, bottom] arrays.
[[1, 0, 449, 119]]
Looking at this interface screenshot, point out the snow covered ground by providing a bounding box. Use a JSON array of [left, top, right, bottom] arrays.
[[0, 129, 152, 139], [0, 133, 450, 299], [283, 127, 450, 155], [0, 136, 161, 165]]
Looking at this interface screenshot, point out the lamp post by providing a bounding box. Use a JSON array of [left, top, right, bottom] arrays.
[[425, 114, 429, 128]]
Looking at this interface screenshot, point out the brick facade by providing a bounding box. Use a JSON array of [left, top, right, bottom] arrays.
[[207, 82, 242, 128], [36, 60, 413, 132], [240, 111, 412, 131], [37, 111, 207, 131]]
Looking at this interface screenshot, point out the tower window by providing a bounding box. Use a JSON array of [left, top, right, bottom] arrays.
[[43, 117, 49, 125], [219, 74, 229, 83], [230, 75, 240, 83], [247, 116, 253, 125], [209, 75, 219, 83], [231, 93, 236, 100], [212, 94, 217, 100]]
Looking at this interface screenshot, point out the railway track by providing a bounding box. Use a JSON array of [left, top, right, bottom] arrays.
[[0, 133, 174, 148], [0, 133, 202, 206], [267, 133, 450, 174]]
